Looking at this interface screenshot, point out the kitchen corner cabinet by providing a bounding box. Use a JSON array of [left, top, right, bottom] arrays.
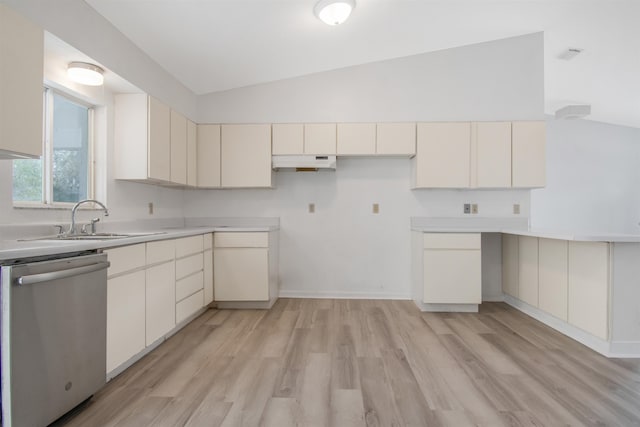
[[337, 123, 376, 155], [221, 124, 272, 188], [538, 238, 568, 321], [304, 123, 336, 155], [0, 5, 43, 159], [518, 236, 539, 307], [473, 122, 511, 188], [413, 122, 471, 188], [501, 234, 519, 297], [197, 124, 221, 188], [114, 94, 171, 183], [170, 110, 188, 185], [512, 121, 546, 188], [376, 123, 416, 156]]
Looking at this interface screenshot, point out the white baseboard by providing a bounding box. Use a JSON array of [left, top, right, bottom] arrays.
[[482, 295, 506, 302], [414, 300, 479, 312], [608, 341, 640, 358], [278, 289, 411, 300]]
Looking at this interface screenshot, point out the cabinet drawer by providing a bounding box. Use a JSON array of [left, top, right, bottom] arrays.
[[146, 239, 175, 265], [176, 289, 204, 323], [203, 233, 213, 250], [175, 235, 203, 258], [176, 253, 203, 280], [105, 244, 146, 277], [423, 233, 480, 250], [176, 271, 204, 302], [214, 232, 268, 248]]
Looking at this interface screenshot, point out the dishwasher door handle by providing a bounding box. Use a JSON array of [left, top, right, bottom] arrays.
[[16, 261, 111, 286]]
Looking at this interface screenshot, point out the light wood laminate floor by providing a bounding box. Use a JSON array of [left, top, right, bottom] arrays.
[[61, 300, 640, 426]]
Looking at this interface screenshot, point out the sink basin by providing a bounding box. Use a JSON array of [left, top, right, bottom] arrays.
[[22, 232, 166, 241]]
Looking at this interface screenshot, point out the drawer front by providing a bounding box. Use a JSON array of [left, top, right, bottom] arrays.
[[176, 253, 203, 280], [176, 290, 204, 323], [176, 270, 204, 302], [423, 233, 481, 250], [105, 244, 146, 277], [214, 232, 268, 248], [203, 233, 213, 250], [146, 239, 175, 265], [175, 235, 204, 258]]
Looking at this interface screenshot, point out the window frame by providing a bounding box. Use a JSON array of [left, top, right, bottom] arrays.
[[13, 87, 96, 209]]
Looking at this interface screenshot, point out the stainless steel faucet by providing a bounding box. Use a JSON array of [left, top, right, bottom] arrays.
[[69, 199, 109, 235]]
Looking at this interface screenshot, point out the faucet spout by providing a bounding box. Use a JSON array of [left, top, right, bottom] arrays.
[[69, 199, 109, 235]]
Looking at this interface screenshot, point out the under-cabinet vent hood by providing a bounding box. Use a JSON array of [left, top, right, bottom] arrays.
[[272, 155, 337, 171]]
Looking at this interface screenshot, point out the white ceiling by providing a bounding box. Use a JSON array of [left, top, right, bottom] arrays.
[[85, 0, 640, 128]]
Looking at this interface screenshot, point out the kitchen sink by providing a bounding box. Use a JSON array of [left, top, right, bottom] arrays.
[[22, 232, 166, 241]]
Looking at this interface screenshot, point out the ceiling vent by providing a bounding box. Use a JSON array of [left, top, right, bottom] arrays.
[[558, 48, 583, 60], [555, 105, 591, 120]]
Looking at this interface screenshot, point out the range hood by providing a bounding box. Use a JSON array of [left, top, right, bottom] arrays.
[[272, 155, 337, 171]]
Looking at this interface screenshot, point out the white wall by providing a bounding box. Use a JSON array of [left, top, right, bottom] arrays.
[[531, 117, 640, 234], [188, 33, 544, 298]]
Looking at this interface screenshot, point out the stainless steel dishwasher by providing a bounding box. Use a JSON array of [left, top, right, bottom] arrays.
[[1, 252, 109, 427]]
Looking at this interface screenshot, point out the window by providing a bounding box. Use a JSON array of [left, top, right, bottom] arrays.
[[13, 88, 94, 205]]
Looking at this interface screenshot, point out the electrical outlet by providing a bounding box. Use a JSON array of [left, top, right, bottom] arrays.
[[464, 203, 471, 214], [148, 202, 154, 215], [513, 204, 521, 215], [471, 204, 478, 214], [372, 203, 379, 214], [308, 203, 315, 213]]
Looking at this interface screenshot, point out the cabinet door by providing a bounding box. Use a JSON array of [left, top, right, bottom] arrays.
[[204, 249, 214, 305], [304, 123, 336, 155], [376, 123, 415, 156], [518, 236, 539, 307], [512, 121, 546, 188], [272, 123, 303, 155], [221, 124, 272, 188], [197, 124, 221, 188], [423, 249, 481, 304], [538, 238, 568, 321], [170, 110, 187, 185], [568, 242, 609, 340], [415, 122, 471, 188], [474, 122, 511, 188], [214, 248, 269, 301], [337, 123, 376, 155], [501, 234, 519, 297], [148, 96, 171, 182], [146, 262, 176, 346], [187, 119, 197, 186], [107, 270, 145, 372], [0, 5, 43, 158]]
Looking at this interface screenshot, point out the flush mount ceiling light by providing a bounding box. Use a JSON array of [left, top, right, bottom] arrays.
[[67, 62, 105, 86], [314, 0, 356, 26]]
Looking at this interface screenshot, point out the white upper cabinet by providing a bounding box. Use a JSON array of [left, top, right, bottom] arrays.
[[272, 123, 303, 155], [337, 123, 376, 155], [187, 119, 197, 187], [0, 5, 43, 159], [221, 124, 272, 188], [304, 123, 336, 155], [413, 122, 471, 188], [512, 121, 546, 188], [115, 94, 171, 183], [170, 110, 187, 185], [473, 122, 512, 188], [197, 124, 221, 188], [376, 123, 416, 156]]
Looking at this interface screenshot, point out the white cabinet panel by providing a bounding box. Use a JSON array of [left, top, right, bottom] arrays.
[[175, 253, 203, 281], [176, 271, 204, 302], [221, 124, 272, 188], [170, 110, 187, 185], [176, 290, 204, 323], [187, 119, 197, 187], [146, 262, 175, 345], [214, 232, 268, 248], [175, 235, 204, 258], [146, 239, 175, 265], [272, 123, 303, 155], [214, 248, 269, 301], [304, 123, 336, 155], [204, 249, 214, 305], [337, 123, 376, 155], [423, 249, 481, 304], [197, 124, 221, 188], [501, 234, 519, 297], [147, 96, 171, 182], [538, 238, 568, 321], [107, 270, 145, 372], [518, 236, 539, 307], [203, 233, 213, 250], [376, 123, 416, 156], [414, 122, 471, 188], [512, 121, 546, 188], [423, 233, 480, 250], [474, 122, 511, 188], [568, 241, 609, 340], [105, 244, 146, 277]]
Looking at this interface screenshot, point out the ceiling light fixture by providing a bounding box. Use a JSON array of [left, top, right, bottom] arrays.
[[67, 62, 105, 86], [314, 0, 356, 26]]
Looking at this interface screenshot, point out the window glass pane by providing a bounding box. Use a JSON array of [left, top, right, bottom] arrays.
[[52, 94, 90, 203], [12, 159, 43, 202]]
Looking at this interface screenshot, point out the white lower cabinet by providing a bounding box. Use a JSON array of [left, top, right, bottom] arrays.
[[518, 236, 539, 307], [204, 249, 214, 305], [501, 234, 519, 297], [145, 262, 176, 346], [174, 235, 205, 323], [538, 238, 568, 321]]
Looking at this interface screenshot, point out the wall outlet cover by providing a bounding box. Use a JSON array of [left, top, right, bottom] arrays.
[[471, 204, 478, 214], [308, 203, 315, 213], [373, 203, 379, 214], [464, 203, 471, 214], [513, 204, 521, 214]]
